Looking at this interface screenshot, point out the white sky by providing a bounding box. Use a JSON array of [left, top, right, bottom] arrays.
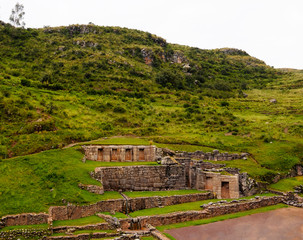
[[0, 0, 302, 69]]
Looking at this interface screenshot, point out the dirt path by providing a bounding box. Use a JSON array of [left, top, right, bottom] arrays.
[[166, 207, 303, 240]]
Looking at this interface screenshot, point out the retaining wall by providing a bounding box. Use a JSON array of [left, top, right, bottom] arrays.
[[0, 229, 50, 240], [0, 213, 49, 228], [95, 165, 188, 191], [119, 196, 284, 229]]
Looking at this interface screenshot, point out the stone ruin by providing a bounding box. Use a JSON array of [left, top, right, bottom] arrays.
[[83, 145, 248, 199]]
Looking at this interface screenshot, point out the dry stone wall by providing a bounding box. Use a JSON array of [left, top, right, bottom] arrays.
[[119, 196, 284, 229], [0, 228, 50, 240], [126, 192, 213, 212], [95, 165, 188, 191], [0, 213, 49, 228], [49, 199, 124, 221]]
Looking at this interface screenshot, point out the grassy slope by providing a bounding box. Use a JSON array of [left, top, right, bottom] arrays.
[[269, 176, 303, 192], [53, 215, 105, 227], [0, 23, 303, 217]]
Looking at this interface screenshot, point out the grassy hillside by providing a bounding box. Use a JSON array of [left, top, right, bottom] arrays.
[[0, 23, 303, 217], [0, 21, 282, 158]]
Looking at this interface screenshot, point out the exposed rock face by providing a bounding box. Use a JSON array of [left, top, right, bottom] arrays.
[[168, 51, 189, 64], [238, 172, 259, 196], [141, 48, 154, 65]]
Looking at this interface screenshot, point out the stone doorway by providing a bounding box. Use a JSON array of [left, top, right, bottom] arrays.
[[139, 149, 145, 161], [205, 177, 213, 190], [125, 149, 132, 161], [221, 181, 230, 199], [111, 149, 118, 161], [97, 148, 103, 161]]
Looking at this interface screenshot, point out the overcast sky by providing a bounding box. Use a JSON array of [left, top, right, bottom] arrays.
[[0, 0, 302, 69]]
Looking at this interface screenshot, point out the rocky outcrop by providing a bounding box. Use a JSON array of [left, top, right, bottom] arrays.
[[238, 172, 259, 196]]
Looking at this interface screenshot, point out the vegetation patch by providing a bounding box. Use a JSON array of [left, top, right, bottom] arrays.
[[0, 147, 122, 217], [269, 176, 303, 192], [52, 215, 105, 227]]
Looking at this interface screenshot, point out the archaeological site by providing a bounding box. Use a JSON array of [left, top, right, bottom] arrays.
[[1, 144, 302, 240]]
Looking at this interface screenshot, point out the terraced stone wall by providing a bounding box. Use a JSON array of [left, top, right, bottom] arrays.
[[95, 165, 188, 191], [119, 196, 285, 229]]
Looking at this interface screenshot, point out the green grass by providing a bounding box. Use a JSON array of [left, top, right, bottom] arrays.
[[0, 223, 49, 232], [52, 215, 105, 227], [129, 199, 221, 217], [269, 176, 303, 192], [129, 193, 277, 217], [73, 229, 116, 235], [158, 204, 288, 239], [81, 137, 151, 146], [124, 190, 207, 198], [99, 211, 128, 219], [0, 147, 125, 217]]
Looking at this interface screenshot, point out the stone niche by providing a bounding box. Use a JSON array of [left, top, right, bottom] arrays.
[[83, 145, 156, 162], [202, 172, 239, 199]]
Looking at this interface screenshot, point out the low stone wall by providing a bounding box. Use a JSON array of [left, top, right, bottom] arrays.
[[127, 192, 213, 212], [46, 232, 118, 240], [0, 228, 50, 240], [119, 196, 284, 229], [1, 193, 213, 226], [96, 165, 188, 191], [0, 213, 49, 228], [49, 199, 124, 221], [48, 192, 212, 221]]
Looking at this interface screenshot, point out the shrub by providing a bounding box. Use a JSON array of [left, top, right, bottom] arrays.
[[113, 106, 126, 113], [220, 101, 229, 107], [21, 79, 31, 87]]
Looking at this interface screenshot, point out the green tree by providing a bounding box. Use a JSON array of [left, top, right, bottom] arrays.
[[9, 2, 25, 28]]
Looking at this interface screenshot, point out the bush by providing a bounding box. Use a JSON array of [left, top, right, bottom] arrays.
[[21, 79, 31, 87], [220, 101, 229, 107], [113, 106, 126, 113]]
